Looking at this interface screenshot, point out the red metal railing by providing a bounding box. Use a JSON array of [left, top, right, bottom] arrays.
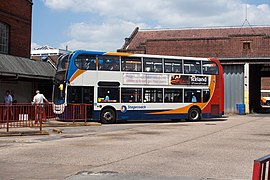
[[252, 154, 270, 180], [0, 103, 91, 132], [54, 104, 91, 123], [0, 103, 52, 132]]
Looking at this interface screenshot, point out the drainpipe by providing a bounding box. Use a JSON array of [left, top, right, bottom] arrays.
[[244, 63, 250, 113]]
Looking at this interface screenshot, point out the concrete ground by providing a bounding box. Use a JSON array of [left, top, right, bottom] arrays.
[[0, 114, 269, 180]]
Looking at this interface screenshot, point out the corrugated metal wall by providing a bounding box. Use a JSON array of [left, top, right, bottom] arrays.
[[223, 65, 244, 113]]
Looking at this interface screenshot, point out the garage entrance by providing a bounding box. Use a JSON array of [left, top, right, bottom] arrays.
[[222, 61, 270, 114], [249, 63, 270, 113]]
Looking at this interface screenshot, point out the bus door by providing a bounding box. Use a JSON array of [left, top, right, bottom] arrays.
[[67, 86, 94, 119]]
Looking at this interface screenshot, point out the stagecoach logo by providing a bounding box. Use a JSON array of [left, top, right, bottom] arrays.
[[121, 105, 147, 113], [121, 105, 127, 113], [128, 105, 146, 110]]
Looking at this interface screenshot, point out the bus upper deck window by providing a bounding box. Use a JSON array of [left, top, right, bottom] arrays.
[[75, 54, 96, 70], [202, 61, 218, 75], [121, 57, 142, 72], [98, 55, 120, 71], [143, 58, 162, 73], [184, 60, 201, 74], [164, 59, 183, 73]]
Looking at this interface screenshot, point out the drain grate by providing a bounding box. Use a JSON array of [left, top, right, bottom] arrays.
[[205, 123, 216, 126], [76, 171, 118, 176]]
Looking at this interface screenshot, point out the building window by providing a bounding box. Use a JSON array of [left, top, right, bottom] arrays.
[[0, 22, 9, 54], [243, 42, 251, 51]]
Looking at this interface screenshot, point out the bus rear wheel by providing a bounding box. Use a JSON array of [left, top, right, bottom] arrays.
[[100, 108, 116, 124], [188, 107, 201, 121]]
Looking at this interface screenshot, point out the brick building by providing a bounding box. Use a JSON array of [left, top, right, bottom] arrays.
[[0, 0, 32, 58], [0, 0, 55, 102], [119, 26, 270, 113], [119, 26, 270, 58]]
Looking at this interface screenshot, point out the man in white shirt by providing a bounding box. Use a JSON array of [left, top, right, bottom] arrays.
[[33, 90, 49, 104], [32, 90, 49, 124]]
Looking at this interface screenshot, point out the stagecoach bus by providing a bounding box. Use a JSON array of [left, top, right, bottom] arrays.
[[52, 50, 224, 123]]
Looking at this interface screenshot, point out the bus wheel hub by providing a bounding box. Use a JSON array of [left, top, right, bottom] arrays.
[[104, 112, 112, 120]]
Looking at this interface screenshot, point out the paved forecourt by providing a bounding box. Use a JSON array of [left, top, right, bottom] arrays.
[[0, 114, 269, 179]]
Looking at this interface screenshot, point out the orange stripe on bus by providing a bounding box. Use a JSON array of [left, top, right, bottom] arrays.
[[70, 69, 86, 83], [104, 52, 133, 56]]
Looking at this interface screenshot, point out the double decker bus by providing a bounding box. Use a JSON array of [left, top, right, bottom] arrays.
[[53, 50, 224, 123]]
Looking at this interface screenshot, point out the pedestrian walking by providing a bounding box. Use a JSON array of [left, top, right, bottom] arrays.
[[3, 90, 13, 120], [32, 90, 49, 124]]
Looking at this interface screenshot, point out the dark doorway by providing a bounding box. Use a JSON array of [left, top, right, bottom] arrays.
[[249, 64, 268, 113], [260, 65, 270, 113]]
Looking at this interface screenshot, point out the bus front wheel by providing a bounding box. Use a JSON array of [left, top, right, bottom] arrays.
[[188, 107, 201, 121], [100, 108, 116, 124]]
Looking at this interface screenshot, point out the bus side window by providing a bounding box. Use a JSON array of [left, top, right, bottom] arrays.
[[143, 88, 163, 103], [98, 55, 120, 71], [202, 61, 218, 75], [164, 89, 183, 103], [143, 58, 163, 73], [121, 88, 142, 103], [121, 57, 142, 72], [184, 60, 201, 74], [75, 54, 96, 70], [203, 89, 210, 102], [164, 59, 183, 73], [184, 89, 201, 103], [98, 87, 119, 103]]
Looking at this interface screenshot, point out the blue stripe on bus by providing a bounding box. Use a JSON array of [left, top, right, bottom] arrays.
[[93, 110, 223, 121], [67, 50, 107, 81], [93, 110, 188, 121]]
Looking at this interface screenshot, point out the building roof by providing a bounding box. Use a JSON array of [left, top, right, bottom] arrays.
[[33, 45, 56, 50], [0, 54, 55, 80], [31, 45, 70, 56], [119, 26, 270, 51]]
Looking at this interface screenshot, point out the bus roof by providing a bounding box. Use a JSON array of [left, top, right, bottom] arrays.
[[71, 50, 211, 61]]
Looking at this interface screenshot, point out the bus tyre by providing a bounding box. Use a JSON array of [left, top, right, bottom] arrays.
[[100, 108, 116, 124], [188, 107, 201, 121]]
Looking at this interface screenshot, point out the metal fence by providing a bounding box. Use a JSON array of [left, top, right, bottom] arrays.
[[0, 103, 50, 132], [0, 103, 90, 132], [252, 154, 270, 180], [54, 104, 91, 122]]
